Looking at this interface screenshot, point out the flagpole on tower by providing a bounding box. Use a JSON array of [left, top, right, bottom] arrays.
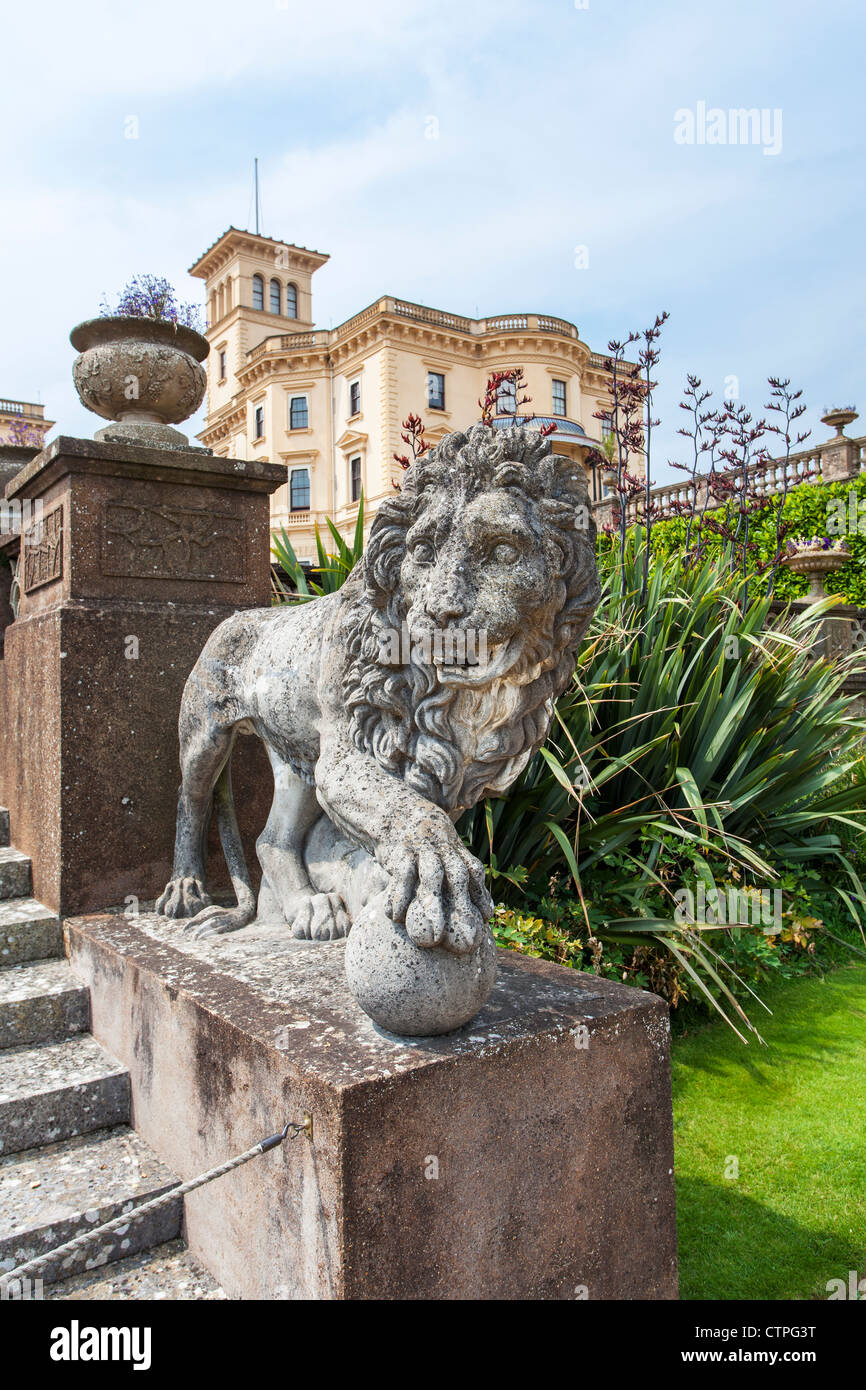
[[254, 157, 260, 235]]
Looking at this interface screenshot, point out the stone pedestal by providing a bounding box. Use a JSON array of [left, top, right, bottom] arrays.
[[0, 437, 285, 913], [65, 912, 678, 1300], [819, 409, 861, 482]]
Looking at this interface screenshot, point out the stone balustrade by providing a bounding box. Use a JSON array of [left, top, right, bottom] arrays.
[[248, 300, 584, 361], [593, 429, 866, 528], [0, 399, 47, 418]]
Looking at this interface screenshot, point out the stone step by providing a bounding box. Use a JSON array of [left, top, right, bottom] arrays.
[[0, 899, 63, 966], [0, 848, 32, 901], [0, 1126, 182, 1286], [0, 809, 8, 848], [0, 959, 90, 1049], [44, 1237, 227, 1301], [0, 1035, 129, 1157]]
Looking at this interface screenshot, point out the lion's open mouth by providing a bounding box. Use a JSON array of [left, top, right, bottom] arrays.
[[434, 634, 523, 687]]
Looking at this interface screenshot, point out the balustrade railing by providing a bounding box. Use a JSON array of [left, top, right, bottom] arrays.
[[0, 400, 45, 418], [599, 437, 866, 523], [246, 300, 584, 356]]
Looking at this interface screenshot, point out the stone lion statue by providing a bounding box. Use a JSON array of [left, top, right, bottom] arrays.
[[157, 423, 600, 993]]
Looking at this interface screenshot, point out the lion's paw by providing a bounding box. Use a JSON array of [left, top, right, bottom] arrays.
[[385, 838, 494, 957], [289, 891, 351, 942], [156, 875, 212, 920], [184, 903, 256, 939]]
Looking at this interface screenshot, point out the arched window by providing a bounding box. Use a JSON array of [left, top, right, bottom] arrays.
[[252, 274, 264, 311], [285, 283, 298, 318], [270, 278, 281, 314]]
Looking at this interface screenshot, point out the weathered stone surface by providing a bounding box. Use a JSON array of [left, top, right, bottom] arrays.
[[0, 959, 90, 1047], [0, 1126, 181, 1283], [22, 503, 63, 592], [45, 1238, 226, 1300], [0, 808, 9, 847], [0, 613, 61, 909], [70, 316, 208, 450], [0, 437, 283, 913], [0, 1034, 129, 1156], [0, 848, 32, 901], [345, 898, 498, 1035], [0, 898, 63, 965], [157, 424, 601, 1035], [67, 911, 677, 1300]]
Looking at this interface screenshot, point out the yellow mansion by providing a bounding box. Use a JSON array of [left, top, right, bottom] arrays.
[[190, 228, 623, 562]]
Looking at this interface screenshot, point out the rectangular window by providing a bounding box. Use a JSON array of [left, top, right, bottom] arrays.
[[601, 413, 613, 440], [290, 468, 310, 511], [552, 379, 567, 416], [349, 380, 361, 416], [350, 456, 362, 502], [254, 405, 264, 440], [219, 350, 227, 381], [427, 371, 445, 411], [497, 377, 516, 415], [289, 396, 309, 430]]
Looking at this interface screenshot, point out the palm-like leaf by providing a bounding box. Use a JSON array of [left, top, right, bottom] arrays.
[[460, 534, 866, 1035]]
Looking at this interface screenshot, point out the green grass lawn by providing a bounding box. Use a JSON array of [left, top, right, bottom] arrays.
[[672, 960, 866, 1300]]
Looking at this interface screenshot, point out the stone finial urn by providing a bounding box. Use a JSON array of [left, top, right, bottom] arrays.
[[820, 407, 858, 437], [784, 544, 850, 602], [70, 316, 209, 450]]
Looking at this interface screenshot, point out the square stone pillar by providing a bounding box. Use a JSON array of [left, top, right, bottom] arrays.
[[0, 437, 285, 913], [819, 411, 862, 483], [820, 436, 860, 483]]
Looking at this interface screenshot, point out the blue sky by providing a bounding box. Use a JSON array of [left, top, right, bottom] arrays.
[[2, 0, 864, 480]]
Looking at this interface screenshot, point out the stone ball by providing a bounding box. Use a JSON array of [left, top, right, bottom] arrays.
[[345, 895, 497, 1037]]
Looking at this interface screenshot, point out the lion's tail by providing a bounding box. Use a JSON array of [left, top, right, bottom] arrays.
[[213, 754, 256, 918]]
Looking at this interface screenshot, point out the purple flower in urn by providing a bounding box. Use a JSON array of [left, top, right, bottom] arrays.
[[786, 535, 850, 556], [99, 275, 204, 331]]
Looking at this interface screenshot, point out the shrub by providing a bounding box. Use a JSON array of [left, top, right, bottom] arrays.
[[459, 533, 866, 1036], [271, 498, 364, 603], [603, 474, 866, 606]]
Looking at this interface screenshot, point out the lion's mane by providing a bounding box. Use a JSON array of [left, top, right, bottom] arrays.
[[340, 423, 600, 813]]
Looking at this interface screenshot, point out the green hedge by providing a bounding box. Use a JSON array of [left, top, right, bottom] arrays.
[[598, 472, 866, 605]]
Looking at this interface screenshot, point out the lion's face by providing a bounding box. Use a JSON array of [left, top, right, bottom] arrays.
[[398, 486, 563, 688], [346, 423, 600, 810]]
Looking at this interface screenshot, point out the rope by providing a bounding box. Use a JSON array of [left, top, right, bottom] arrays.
[[0, 1114, 312, 1294]]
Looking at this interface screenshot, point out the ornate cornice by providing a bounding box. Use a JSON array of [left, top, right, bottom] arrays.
[[189, 226, 329, 281]]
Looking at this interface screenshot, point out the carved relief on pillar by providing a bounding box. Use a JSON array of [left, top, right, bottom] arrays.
[[100, 502, 246, 582], [23, 504, 63, 593]]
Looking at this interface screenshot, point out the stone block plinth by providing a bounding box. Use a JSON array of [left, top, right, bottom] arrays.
[[65, 912, 678, 1300], [0, 437, 284, 912]]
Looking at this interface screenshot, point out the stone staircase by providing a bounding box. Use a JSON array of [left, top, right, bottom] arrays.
[[0, 810, 224, 1299]]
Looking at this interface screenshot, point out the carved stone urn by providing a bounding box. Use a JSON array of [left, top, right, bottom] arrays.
[[70, 316, 209, 450], [820, 407, 858, 437], [784, 545, 850, 602]]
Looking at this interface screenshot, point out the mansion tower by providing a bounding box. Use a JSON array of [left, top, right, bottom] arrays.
[[190, 228, 622, 561]]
